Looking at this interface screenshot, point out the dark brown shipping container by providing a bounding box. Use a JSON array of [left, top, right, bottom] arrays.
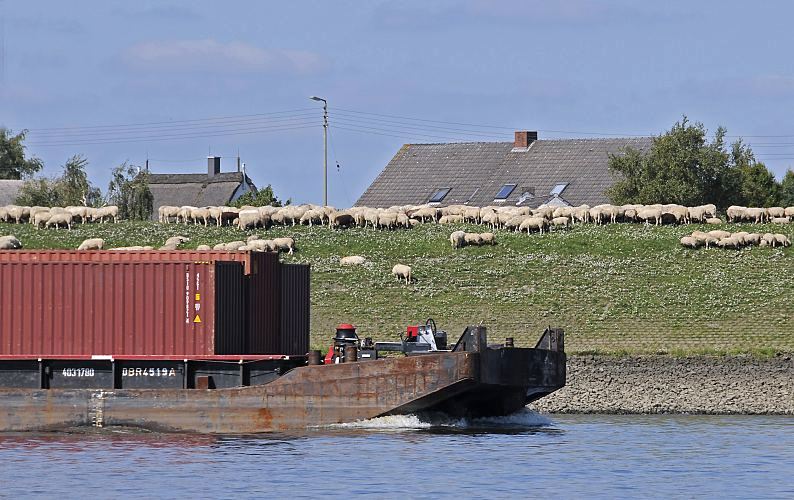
[[0, 261, 247, 356], [280, 263, 310, 355], [0, 250, 266, 275]]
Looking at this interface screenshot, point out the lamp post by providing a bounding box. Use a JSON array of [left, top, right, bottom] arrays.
[[309, 96, 328, 206]]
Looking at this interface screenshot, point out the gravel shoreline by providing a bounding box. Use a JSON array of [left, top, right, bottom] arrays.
[[530, 354, 794, 415]]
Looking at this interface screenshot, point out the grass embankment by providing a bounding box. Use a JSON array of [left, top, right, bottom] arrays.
[[2, 220, 792, 355]]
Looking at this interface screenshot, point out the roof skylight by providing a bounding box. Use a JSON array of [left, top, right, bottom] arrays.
[[550, 183, 569, 197], [429, 187, 451, 203], [494, 184, 517, 200]]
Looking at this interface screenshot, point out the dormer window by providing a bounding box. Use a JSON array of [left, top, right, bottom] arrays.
[[550, 183, 569, 197]]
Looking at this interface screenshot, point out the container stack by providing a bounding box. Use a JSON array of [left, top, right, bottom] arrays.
[[0, 251, 309, 357]]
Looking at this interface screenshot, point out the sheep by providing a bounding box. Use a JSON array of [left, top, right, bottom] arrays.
[[31, 210, 52, 229], [45, 213, 73, 230], [478, 232, 496, 245], [680, 236, 702, 249], [0, 206, 7, 222], [464, 233, 483, 246], [726, 206, 746, 223], [636, 207, 662, 226], [687, 206, 707, 224], [246, 234, 262, 243], [332, 212, 356, 228], [0, 235, 22, 250], [767, 207, 785, 219], [159, 205, 180, 223], [165, 235, 190, 246], [702, 204, 718, 218], [190, 207, 211, 226], [340, 255, 367, 265], [77, 238, 105, 251], [196, 245, 212, 251], [690, 231, 718, 248], [571, 205, 590, 224], [744, 233, 762, 246], [707, 230, 731, 240], [93, 205, 119, 223], [450, 230, 466, 249], [770, 217, 790, 224], [224, 241, 247, 251], [744, 207, 767, 223], [438, 214, 464, 225], [662, 204, 688, 224], [705, 217, 723, 225], [65, 206, 91, 224], [519, 216, 548, 234], [463, 207, 481, 223], [272, 237, 296, 254], [6, 206, 28, 224], [392, 264, 412, 284], [378, 212, 399, 229], [785, 207, 794, 218], [774, 233, 791, 247], [551, 216, 570, 229], [760, 233, 777, 248], [237, 209, 263, 230], [717, 236, 742, 249]]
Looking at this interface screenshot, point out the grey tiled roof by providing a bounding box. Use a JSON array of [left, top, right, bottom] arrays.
[[0, 180, 24, 206], [356, 137, 653, 208], [148, 171, 255, 219]]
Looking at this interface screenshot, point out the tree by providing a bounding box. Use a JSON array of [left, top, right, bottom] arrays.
[[606, 117, 771, 210], [738, 162, 780, 207], [56, 155, 102, 206], [14, 154, 101, 207], [780, 170, 794, 207], [0, 128, 44, 179], [231, 184, 290, 207], [106, 162, 153, 220]]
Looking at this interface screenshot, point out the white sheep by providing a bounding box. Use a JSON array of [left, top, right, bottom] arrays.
[[272, 237, 296, 254], [680, 236, 702, 249], [519, 216, 548, 234], [464, 232, 483, 246], [705, 217, 723, 225], [237, 209, 263, 230], [770, 217, 790, 224], [774, 233, 791, 247], [478, 232, 496, 245], [45, 213, 73, 230], [0, 235, 22, 250], [159, 205, 180, 223], [450, 230, 466, 249], [93, 205, 119, 223], [726, 206, 746, 223], [77, 238, 105, 251], [340, 255, 367, 265], [392, 263, 412, 284], [551, 216, 570, 229], [637, 207, 662, 226]]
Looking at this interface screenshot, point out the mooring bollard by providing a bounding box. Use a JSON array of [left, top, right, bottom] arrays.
[[344, 345, 358, 363], [308, 350, 322, 365]]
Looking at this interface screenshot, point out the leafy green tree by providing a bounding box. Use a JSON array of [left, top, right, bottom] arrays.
[[0, 128, 44, 179], [607, 117, 771, 210], [106, 162, 153, 220], [231, 184, 290, 207], [738, 162, 780, 207], [14, 154, 102, 207], [56, 155, 102, 206], [779, 170, 794, 207], [15, 178, 60, 206]]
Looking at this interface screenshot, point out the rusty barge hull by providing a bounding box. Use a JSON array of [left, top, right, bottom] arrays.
[[0, 348, 565, 433]]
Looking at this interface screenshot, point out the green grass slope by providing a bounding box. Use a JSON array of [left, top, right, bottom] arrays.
[[2, 220, 792, 354]]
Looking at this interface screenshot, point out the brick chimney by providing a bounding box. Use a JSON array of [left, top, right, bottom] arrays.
[[207, 156, 221, 178], [514, 131, 538, 149]]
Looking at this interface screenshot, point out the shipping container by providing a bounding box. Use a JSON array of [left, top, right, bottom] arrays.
[[245, 253, 282, 354], [0, 261, 247, 356], [280, 263, 310, 355], [0, 250, 267, 275]]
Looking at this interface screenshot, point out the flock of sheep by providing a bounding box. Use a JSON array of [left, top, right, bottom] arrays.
[[680, 230, 791, 250], [0, 205, 119, 229]]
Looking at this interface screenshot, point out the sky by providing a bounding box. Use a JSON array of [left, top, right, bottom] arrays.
[[2, 0, 794, 207]]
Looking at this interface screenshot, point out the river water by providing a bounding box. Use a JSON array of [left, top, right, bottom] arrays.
[[0, 412, 791, 498]]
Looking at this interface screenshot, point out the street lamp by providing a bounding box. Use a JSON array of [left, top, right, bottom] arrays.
[[309, 96, 328, 206]]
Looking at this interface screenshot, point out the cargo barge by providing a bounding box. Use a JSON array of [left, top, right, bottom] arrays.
[[0, 251, 566, 433]]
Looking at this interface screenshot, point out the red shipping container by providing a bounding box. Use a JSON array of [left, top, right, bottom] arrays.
[[0, 261, 246, 356], [0, 250, 266, 275]]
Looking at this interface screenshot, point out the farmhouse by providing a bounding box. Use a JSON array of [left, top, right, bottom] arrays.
[[356, 131, 652, 208], [148, 156, 257, 218]]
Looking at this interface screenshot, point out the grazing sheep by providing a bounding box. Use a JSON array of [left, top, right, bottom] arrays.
[[450, 230, 466, 249], [464, 233, 483, 246], [687, 206, 707, 223], [165, 236, 190, 246], [340, 255, 367, 265], [93, 205, 119, 223], [272, 237, 296, 254], [31, 210, 52, 229], [760, 233, 777, 247], [332, 212, 356, 228], [770, 217, 790, 224], [767, 207, 785, 218], [224, 241, 247, 251], [392, 264, 412, 284], [190, 207, 211, 226], [0, 235, 22, 250], [785, 207, 794, 218], [744, 233, 762, 246], [707, 230, 731, 240], [680, 236, 702, 249], [774, 233, 791, 247], [571, 205, 591, 224], [237, 209, 263, 230], [478, 232, 496, 245], [77, 238, 105, 251], [45, 213, 73, 230], [744, 207, 767, 223], [159, 205, 180, 223], [637, 207, 662, 226], [717, 236, 742, 249], [519, 216, 548, 234], [65, 206, 91, 224], [551, 216, 570, 229], [726, 206, 746, 223], [705, 217, 723, 224], [246, 234, 262, 243], [196, 245, 212, 251], [438, 214, 464, 225]]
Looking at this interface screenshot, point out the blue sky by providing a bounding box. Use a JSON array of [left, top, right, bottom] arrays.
[[2, 0, 794, 207]]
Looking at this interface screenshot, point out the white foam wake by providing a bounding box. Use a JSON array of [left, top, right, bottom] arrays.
[[333, 408, 552, 430]]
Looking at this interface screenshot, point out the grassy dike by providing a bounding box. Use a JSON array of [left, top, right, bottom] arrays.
[[2, 220, 792, 354]]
